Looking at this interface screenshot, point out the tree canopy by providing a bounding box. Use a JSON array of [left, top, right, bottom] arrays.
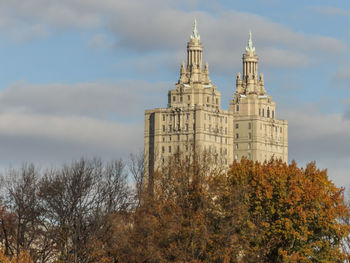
[[0, 156, 348, 262]]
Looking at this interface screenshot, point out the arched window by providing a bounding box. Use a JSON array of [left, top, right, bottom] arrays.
[[262, 109, 264, 117], [236, 105, 239, 112], [267, 107, 270, 118]]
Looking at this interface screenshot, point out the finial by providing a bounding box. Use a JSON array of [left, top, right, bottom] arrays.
[[190, 19, 200, 40], [245, 30, 255, 52], [259, 73, 264, 81]]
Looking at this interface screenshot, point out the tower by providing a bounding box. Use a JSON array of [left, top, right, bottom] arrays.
[[230, 32, 288, 162], [144, 22, 288, 181]]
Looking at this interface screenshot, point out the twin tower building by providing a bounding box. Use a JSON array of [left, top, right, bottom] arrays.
[[144, 20, 288, 176]]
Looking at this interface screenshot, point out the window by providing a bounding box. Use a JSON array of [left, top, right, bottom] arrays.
[[236, 133, 239, 139], [169, 136, 172, 141], [248, 133, 252, 139], [186, 145, 188, 151], [177, 145, 180, 152], [180, 96, 183, 102], [193, 124, 196, 130], [267, 107, 270, 118], [162, 137, 165, 142], [186, 113, 189, 120], [280, 127, 282, 133], [248, 143, 251, 149], [169, 125, 172, 131], [262, 109, 264, 117], [209, 124, 211, 131], [259, 108, 261, 116], [248, 153, 251, 160], [173, 96, 176, 102], [234, 154, 238, 160], [235, 123, 239, 129], [169, 115, 172, 121], [186, 124, 189, 131], [236, 105, 239, 112], [235, 144, 238, 149], [162, 146, 165, 153], [162, 125, 165, 132], [188, 95, 190, 100], [225, 117, 227, 123], [169, 146, 171, 153], [204, 114, 206, 120], [162, 114, 165, 121], [248, 123, 252, 129], [272, 110, 275, 119], [186, 135, 189, 141], [216, 98, 218, 104], [177, 135, 180, 140], [225, 128, 227, 134], [207, 97, 210, 103]]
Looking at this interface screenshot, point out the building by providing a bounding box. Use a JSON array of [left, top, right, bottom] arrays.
[[144, 20, 288, 177]]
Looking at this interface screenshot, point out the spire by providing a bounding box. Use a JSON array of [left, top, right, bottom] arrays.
[[245, 30, 255, 52], [190, 19, 200, 40]]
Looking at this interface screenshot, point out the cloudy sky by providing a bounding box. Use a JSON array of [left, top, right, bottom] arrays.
[[0, 0, 349, 187]]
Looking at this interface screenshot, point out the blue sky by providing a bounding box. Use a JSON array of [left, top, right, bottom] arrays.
[[0, 0, 350, 187]]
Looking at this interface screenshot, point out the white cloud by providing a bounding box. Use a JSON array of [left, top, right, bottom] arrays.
[[0, 111, 143, 165], [280, 107, 350, 187], [332, 65, 350, 86], [0, 79, 170, 165], [0, 81, 168, 118], [0, 0, 345, 70]]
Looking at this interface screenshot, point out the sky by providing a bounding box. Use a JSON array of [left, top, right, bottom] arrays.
[[0, 0, 350, 187]]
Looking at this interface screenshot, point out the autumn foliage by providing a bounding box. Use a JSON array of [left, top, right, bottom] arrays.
[[0, 248, 33, 263], [0, 155, 349, 262], [217, 159, 349, 262]]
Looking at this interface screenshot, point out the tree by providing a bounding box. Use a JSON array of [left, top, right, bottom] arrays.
[[1, 164, 53, 263], [105, 152, 227, 262], [39, 158, 132, 263], [214, 158, 350, 262], [0, 247, 33, 263], [107, 156, 349, 262]]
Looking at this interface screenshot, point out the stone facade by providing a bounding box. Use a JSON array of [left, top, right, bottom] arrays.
[[144, 21, 288, 178]]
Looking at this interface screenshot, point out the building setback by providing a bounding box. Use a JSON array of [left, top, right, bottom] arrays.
[[144, 20, 288, 177]]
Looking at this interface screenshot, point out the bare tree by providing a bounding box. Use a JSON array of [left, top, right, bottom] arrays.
[[341, 189, 350, 262], [1, 163, 55, 262], [128, 152, 145, 207], [38, 158, 132, 263]]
